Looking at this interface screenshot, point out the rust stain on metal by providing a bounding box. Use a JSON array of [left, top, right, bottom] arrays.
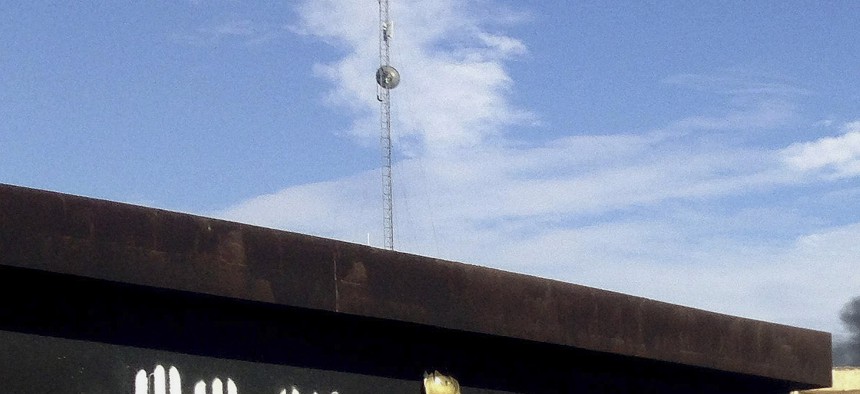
[[0, 183, 833, 389]]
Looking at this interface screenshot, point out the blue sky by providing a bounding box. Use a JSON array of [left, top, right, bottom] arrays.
[[2, 2, 859, 345]]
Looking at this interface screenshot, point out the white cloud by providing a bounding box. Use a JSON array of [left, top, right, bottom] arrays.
[[666, 99, 796, 133], [418, 206, 860, 337], [294, 0, 534, 152], [476, 32, 527, 58], [782, 120, 860, 179], [217, 148, 860, 336], [212, 0, 858, 338], [217, 170, 379, 243], [764, 223, 860, 337]]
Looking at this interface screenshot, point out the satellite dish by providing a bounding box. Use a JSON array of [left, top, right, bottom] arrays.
[[376, 65, 400, 89]]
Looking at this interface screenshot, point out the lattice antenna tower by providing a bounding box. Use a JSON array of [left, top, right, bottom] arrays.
[[376, 0, 400, 250]]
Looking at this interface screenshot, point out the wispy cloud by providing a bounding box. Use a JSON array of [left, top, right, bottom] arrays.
[[219, 171, 378, 242], [178, 19, 284, 46], [782, 120, 860, 179], [659, 72, 805, 136], [662, 72, 811, 98], [294, 0, 534, 152], [213, 0, 857, 336], [665, 100, 797, 134]]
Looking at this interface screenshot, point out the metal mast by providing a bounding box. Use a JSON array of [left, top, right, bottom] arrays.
[[376, 0, 400, 250]]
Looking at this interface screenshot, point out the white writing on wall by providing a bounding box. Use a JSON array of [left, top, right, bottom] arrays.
[[134, 364, 338, 394]]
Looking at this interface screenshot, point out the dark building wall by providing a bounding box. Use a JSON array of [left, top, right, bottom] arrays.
[[0, 183, 833, 393]]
